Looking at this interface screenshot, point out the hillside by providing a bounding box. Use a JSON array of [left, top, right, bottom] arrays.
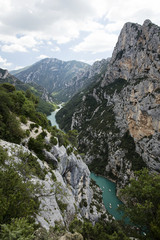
[[0, 81, 111, 239], [56, 19, 160, 190], [0, 68, 55, 115]]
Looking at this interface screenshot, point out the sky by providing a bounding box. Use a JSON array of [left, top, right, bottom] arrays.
[[0, 0, 160, 71]]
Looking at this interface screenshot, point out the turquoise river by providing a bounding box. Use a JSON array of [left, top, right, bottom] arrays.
[[90, 173, 124, 220]]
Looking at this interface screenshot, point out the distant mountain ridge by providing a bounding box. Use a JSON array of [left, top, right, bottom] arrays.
[[11, 58, 90, 102]]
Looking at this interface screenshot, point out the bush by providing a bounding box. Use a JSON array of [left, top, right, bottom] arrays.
[[50, 136, 58, 145], [28, 137, 45, 160], [67, 147, 73, 156], [17, 151, 46, 180], [0, 167, 40, 224], [1, 218, 35, 240], [0, 146, 8, 165], [25, 129, 30, 137], [20, 115, 27, 124], [56, 198, 67, 213]]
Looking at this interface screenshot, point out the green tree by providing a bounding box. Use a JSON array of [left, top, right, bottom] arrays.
[[1, 218, 34, 240], [5, 113, 24, 143], [0, 146, 8, 165], [67, 129, 78, 147], [0, 167, 39, 224], [120, 168, 160, 239]]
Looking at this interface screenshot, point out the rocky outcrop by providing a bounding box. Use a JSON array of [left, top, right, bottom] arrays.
[[0, 130, 106, 230], [57, 20, 160, 189], [59, 232, 83, 240]]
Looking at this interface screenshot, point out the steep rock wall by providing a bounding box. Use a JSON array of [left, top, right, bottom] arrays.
[[57, 20, 160, 189]]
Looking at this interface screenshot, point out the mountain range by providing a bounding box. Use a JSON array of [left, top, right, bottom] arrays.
[[11, 58, 110, 102]]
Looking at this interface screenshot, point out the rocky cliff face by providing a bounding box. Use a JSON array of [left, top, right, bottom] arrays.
[[0, 120, 106, 231], [57, 20, 160, 189], [102, 19, 160, 85]]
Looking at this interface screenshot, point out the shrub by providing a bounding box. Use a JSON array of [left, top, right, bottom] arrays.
[[0, 167, 40, 224], [0, 146, 8, 165], [20, 115, 27, 124], [56, 198, 67, 213], [1, 218, 35, 240], [67, 147, 73, 156], [50, 136, 58, 145], [17, 151, 46, 180], [25, 129, 30, 137]]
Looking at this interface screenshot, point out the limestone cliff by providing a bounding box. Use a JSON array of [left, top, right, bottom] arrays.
[[0, 121, 106, 231], [56, 20, 160, 188]]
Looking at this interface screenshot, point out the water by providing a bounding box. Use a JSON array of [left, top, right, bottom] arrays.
[[90, 172, 124, 220], [47, 104, 63, 128], [47, 110, 59, 128]]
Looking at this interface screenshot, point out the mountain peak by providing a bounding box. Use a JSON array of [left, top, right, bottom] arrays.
[[143, 19, 152, 26], [0, 68, 9, 79], [102, 19, 160, 86]]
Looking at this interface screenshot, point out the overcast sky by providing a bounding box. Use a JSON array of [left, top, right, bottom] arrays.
[[0, 0, 160, 70]]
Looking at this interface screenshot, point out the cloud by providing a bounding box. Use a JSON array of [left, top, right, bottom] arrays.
[[51, 47, 60, 52], [1, 35, 38, 53], [1, 44, 27, 53], [0, 0, 160, 62], [0, 56, 12, 68], [0, 0, 120, 50], [79, 59, 101, 65], [13, 65, 25, 70], [37, 54, 50, 60], [72, 30, 118, 54]]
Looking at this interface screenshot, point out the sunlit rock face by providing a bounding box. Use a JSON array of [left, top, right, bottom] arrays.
[[57, 20, 160, 189], [102, 19, 160, 85], [0, 131, 106, 231]]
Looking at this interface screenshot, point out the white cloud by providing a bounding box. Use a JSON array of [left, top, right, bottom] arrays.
[[32, 48, 39, 52], [37, 54, 50, 60], [0, 0, 160, 64], [13, 65, 25, 70], [0, 35, 38, 53], [0, 56, 12, 68], [72, 30, 118, 54], [79, 59, 101, 65], [51, 47, 60, 52], [1, 44, 27, 53]]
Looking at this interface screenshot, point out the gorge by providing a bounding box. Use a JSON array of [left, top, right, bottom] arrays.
[[56, 19, 160, 191], [0, 18, 160, 240]]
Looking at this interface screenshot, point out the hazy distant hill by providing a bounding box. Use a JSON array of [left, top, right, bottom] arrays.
[[11, 58, 91, 102]]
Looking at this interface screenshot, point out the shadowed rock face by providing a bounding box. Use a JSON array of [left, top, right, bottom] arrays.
[[57, 20, 160, 188]]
